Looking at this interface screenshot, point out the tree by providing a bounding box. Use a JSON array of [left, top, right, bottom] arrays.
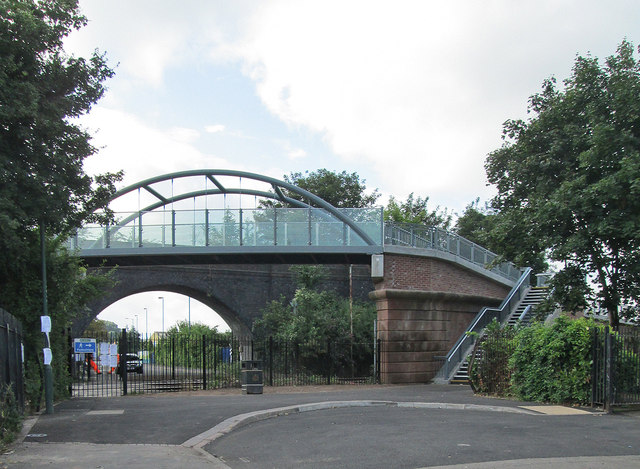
[[485, 40, 640, 327], [0, 0, 121, 406], [384, 192, 452, 229], [454, 199, 548, 272], [253, 266, 377, 345], [269, 169, 380, 208]]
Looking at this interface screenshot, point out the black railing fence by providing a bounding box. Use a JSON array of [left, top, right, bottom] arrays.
[[0, 308, 24, 410], [592, 326, 640, 410], [70, 331, 379, 397]]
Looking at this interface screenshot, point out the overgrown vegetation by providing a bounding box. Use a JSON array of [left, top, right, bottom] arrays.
[[0, 385, 22, 450], [470, 316, 639, 405], [470, 317, 590, 403]]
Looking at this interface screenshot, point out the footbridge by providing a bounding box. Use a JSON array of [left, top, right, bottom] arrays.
[[70, 170, 523, 383]]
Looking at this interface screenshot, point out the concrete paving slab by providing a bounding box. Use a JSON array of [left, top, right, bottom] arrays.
[[520, 405, 594, 415]]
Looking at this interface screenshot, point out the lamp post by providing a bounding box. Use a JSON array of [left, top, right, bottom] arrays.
[[135, 314, 138, 332], [144, 308, 148, 339], [158, 296, 165, 335]]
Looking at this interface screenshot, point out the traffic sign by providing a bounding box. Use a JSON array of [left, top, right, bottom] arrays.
[[73, 338, 96, 354]]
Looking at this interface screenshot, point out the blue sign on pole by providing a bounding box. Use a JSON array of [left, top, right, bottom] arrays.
[[73, 338, 96, 354]]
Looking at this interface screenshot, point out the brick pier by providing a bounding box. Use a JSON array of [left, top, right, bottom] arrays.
[[370, 252, 511, 384]]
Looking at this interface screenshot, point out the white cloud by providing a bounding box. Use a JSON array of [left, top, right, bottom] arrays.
[[81, 106, 230, 196], [168, 127, 200, 143], [205, 124, 226, 133], [215, 0, 640, 209]]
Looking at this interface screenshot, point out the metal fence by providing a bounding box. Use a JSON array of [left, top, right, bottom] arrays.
[[0, 308, 24, 410], [592, 326, 640, 410], [70, 331, 379, 397]]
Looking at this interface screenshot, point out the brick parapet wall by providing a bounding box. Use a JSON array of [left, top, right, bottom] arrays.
[[377, 253, 510, 299]]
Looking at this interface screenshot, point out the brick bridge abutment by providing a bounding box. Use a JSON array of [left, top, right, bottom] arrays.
[[370, 249, 512, 384]]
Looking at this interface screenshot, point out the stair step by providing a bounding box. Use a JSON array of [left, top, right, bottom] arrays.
[[447, 286, 550, 384]]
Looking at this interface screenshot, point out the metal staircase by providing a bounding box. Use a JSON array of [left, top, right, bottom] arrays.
[[447, 285, 550, 385]]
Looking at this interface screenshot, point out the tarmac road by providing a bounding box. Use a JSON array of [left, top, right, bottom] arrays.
[[1, 384, 639, 469]]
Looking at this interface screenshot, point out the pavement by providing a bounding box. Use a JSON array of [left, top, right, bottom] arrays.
[[1, 384, 639, 468]]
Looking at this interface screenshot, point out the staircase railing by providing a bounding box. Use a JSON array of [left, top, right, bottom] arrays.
[[433, 267, 532, 382], [383, 223, 522, 282]]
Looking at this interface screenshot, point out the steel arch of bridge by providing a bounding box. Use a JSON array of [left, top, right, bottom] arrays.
[[109, 169, 378, 247]]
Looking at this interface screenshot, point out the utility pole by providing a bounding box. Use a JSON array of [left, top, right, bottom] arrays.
[[40, 222, 53, 414]]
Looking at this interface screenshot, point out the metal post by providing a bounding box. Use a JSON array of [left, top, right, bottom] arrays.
[[273, 208, 277, 246], [171, 210, 176, 247], [326, 340, 331, 385], [121, 328, 128, 396], [138, 213, 143, 247], [171, 336, 176, 380], [205, 209, 210, 246], [269, 336, 273, 387], [202, 335, 207, 390], [239, 208, 243, 246], [605, 327, 613, 413], [40, 222, 54, 414], [308, 207, 312, 246]]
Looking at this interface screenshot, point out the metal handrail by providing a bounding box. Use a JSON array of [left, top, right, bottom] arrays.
[[384, 223, 521, 282], [434, 267, 532, 382], [518, 305, 533, 323]]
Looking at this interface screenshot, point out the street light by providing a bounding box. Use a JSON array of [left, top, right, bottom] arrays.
[[135, 314, 138, 332], [158, 296, 164, 335], [144, 307, 148, 339]]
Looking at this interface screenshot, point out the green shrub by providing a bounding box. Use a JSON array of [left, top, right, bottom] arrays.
[[0, 385, 22, 449], [469, 319, 516, 395], [509, 316, 596, 404]]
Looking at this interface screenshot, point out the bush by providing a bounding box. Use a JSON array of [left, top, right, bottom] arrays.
[[509, 316, 595, 404], [0, 385, 22, 449], [469, 319, 516, 395]]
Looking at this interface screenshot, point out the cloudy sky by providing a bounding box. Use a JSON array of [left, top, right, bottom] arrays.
[[65, 0, 639, 334]]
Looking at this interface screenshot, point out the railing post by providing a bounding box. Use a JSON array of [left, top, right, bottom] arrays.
[[121, 328, 128, 396], [308, 207, 312, 246], [171, 336, 176, 380], [239, 208, 243, 246], [138, 213, 143, 247], [205, 210, 209, 246], [171, 210, 176, 247], [605, 327, 612, 413], [326, 340, 331, 385], [202, 334, 207, 390], [269, 336, 274, 387], [273, 208, 278, 246]]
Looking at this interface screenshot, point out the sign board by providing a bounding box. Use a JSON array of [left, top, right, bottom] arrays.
[[41, 316, 51, 333], [73, 338, 97, 354]]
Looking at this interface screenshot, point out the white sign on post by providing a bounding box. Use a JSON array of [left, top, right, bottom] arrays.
[[40, 316, 51, 333], [43, 348, 52, 365]]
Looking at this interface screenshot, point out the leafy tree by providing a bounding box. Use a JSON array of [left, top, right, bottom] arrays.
[[384, 192, 452, 229], [485, 40, 640, 327], [0, 0, 121, 407], [454, 198, 548, 272], [84, 318, 120, 335], [253, 266, 376, 345], [265, 169, 380, 208], [454, 198, 494, 246]]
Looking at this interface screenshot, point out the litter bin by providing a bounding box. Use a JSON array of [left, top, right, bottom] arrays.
[[241, 360, 263, 394]]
